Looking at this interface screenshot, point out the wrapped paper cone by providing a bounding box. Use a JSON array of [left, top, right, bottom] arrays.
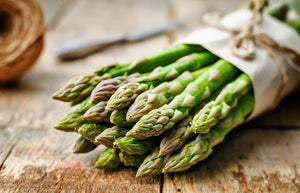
[[0, 0, 44, 84]]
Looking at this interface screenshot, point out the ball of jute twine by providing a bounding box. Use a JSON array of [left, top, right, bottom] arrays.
[[0, 0, 44, 83], [203, 0, 300, 105]]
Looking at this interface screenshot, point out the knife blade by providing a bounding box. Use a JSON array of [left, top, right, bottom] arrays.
[[56, 21, 182, 61]]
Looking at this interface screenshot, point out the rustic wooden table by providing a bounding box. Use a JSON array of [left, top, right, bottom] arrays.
[[1, 0, 300, 192]]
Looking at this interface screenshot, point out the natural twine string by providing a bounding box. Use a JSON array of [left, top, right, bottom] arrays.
[[0, 0, 44, 83], [203, 0, 300, 105]]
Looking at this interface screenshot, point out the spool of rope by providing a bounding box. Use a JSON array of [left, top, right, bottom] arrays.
[[0, 0, 44, 83]]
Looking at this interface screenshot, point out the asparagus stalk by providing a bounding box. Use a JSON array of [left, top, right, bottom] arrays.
[[265, 3, 289, 21], [73, 136, 98, 153], [158, 87, 223, 156], [163, 93, 255, 173], [52, 72, 110, 104], [53, 97, 94, 131], [77, 122, 109, 144], [110, 108, 134, 127], [164, 136, 211, 173], [287, 18, 300, 33], [158, 116, 194, 156], [145, 52, 217, 81], [126, 67, 208, 122], [136, 147, 170, 177], [91, 73, 141, 103], [52, 44, 204, 103], [119, 151, 145, 167], [95, 126, 129, 148], [113, 136, 157, 155], [82, 101, 111, 122], [127, 60, 239, 139], [95, 148, 120, 169], [53, 113, 84, 132], [191, 73, 252, 134], [106, 52, 217, 110]]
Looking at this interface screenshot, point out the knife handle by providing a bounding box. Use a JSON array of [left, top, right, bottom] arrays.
[[56, 35, 126, 61]]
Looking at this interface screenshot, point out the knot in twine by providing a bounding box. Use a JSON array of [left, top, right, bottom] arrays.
[[203, 0, 300, 103]]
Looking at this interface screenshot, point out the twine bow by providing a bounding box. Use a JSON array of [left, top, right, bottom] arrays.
[[203, 0, 300, 104]]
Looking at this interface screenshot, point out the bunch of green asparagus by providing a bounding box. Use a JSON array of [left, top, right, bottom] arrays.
[[52, 2, 300, 177]]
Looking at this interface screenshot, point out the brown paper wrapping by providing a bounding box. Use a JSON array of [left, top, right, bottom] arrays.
[[0, 0, 44, 83], [178, 10, 300, 120]]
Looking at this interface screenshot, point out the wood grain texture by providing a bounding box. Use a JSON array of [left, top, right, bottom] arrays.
[[1, 0, 300, 192], [0, 0, 169, 192], [163, 127, 300, 193], [0, 129, 160, 193], [38, 0, 72, 28], [161, 0, 300, 192]]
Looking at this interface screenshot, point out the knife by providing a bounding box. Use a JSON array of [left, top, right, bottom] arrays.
[[56, 21, 182, 61]]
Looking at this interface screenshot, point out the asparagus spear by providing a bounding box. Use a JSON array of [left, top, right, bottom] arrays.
[[158, 116, 194, 156], [91, 73, 141, 103], [119, 151, 145, 167], [265, 3, 289, 20], [136, 147, 170, 177], [95, 126, 129, 148], [141, 4, 296, 175], [126, 67, 208, 122], [77, 122, 109, 144], [163, 93, 255, 173], [145, 52, 217, 82], [110, 108, 134, 127], [52, 44, 204, 103], [53, 113, 84, 132], [82, 101, 111, 122], [191, 73, 252, 134], [127, 60, 239, 139], [54, 97, 93, 131], [52, 72, 109, 104], [95, 148, 120, 169], [158, 87, 223, 156], [106, 52, 218, 110], [287, 18, 300, 33], [113, 136, 157, 155], [73, 136, 98, 153]]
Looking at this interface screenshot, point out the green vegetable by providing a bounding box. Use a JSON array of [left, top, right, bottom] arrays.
[[126, 67, 208, 122], [78, 122, 109, 144], [191, 73, 252, 134], [53, 97, 94, 132], [136, 147, 170, 177], [119, 151, 145, 168], [163, 94, 255, 173], [158, 87, 223, 156], [127, 60, 239, 139], [52, 44, 204, 103], [106, 52, 217, 110], [73, 136, 97, 153], [82, 101, 111, 122], [91, 73, 141, 103], [95, 126, 129, 148], [95, 148, 120, 169], [114, 136, 157, 155], [110, 108, 134, 127]]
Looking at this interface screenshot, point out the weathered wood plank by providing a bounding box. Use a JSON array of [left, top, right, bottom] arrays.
[[1, 0, 300, 192], [0, 0, 169, 192], [0, 128, 160, 193], [38, 0, 71, 28], [251, 87, 300, 127], [163, 127, 300, 193], [162, 0, 300, 192]]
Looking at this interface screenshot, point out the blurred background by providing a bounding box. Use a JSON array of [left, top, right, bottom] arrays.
[[1, 0, 300, 192]]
